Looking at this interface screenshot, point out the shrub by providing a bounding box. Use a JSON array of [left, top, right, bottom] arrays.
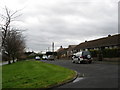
[[89, 49, 99, 57], [102, 48, 119, 58], [89, 48, 119, 58]]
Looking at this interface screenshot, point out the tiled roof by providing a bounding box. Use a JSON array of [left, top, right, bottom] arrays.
[[68, 45, 77, 51], [74, 34, 120, 50], [57, 47, 68, 54], [56, 48, 64, 52]]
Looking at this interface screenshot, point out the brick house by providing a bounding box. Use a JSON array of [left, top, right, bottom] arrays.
[[73, 34, 120, 52], [66, 45, 77, 58], [56, 46, 68, 59], [57, 34, 120, 60]]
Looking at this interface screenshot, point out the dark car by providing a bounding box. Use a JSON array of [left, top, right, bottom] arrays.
[[72, 51, 92, 64]]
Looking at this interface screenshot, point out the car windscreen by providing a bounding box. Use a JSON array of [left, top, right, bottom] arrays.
[[82, 51, 91, 56], [43, 55, 47, 57]]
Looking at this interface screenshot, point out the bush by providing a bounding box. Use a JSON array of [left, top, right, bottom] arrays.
[[27, 55, 36, 59], [102, 48, 119, 58], [89, 48, 119, 58], [89, 49, 99, 57]]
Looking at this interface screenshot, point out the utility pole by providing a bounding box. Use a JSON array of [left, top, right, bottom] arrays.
[[48, 47, 50, 52], [52, 42, 54, 53]]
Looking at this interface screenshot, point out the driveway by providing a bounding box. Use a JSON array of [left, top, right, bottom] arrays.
[[42, 60, 119, 88]]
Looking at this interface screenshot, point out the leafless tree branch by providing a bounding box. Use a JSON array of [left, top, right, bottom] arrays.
[[0, 6, 26, 64]]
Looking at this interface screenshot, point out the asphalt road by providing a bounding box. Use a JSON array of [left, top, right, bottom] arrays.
[[42, 60, 119, 88]]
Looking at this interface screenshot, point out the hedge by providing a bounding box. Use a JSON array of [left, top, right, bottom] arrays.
[[89, 48, 119, 58]]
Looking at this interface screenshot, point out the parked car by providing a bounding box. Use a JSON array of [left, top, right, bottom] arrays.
[[72, 51, 92, 64], [42, 55, 48, 60], [35, 56, 40, 60], [48, 55, 54, 60]]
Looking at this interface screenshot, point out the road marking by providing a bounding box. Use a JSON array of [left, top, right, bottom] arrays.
[[73, 77, 84, 83]]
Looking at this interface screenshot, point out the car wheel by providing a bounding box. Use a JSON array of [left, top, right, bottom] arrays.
[[78, 60, 81, 64], [78, 58, 81, 64], [88, 61, 92, 64], [72, 60, 75, 63], [87, 55, 91, 59]]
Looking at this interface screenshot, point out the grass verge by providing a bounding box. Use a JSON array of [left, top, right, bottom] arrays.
[[0, 66, 2, 89], [2, 60, 76, 88]]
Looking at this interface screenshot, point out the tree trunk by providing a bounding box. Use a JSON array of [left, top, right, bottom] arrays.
[[8, 60, 11, 64], [13, 57, 15, 63], [16, 57, 19, 62]]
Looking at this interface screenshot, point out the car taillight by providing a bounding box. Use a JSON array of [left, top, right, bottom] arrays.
[[80, 56, 84, 58]]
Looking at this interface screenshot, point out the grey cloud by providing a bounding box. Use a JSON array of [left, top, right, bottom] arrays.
[[22, 0, 118, 52]]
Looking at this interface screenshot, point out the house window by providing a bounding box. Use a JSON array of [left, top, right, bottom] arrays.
[[113, 46, 118, 49], [105, 47, 108, 49], [109, 46, 113, 49]]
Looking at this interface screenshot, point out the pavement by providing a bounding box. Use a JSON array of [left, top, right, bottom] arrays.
[[0, 60, 17, 66], [41, 60, 119, 89], [0, 62, 8, 66]]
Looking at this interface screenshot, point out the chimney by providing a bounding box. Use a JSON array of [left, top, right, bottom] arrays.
[[108, 34, 111, 37]]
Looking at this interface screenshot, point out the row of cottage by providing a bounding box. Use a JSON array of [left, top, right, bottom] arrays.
[[56, 34, 120, 59]]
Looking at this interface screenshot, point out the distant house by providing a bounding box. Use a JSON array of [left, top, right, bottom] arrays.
[[56, 46, 68, 59], [66, 45, 77, 58], [57, 45, 77, 59], [73, 34, 120, 52], [24, 51, 36, 56], [56, 34, 120, 60]]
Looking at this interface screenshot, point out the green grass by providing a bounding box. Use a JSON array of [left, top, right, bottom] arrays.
[[0, 66, 2, 89], [2, 60, 76, 88]]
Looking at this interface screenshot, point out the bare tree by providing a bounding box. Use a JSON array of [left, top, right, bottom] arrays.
[[0, 6, 25, 64], [4, 29, 25, 64], [0, 6, 21, 47]]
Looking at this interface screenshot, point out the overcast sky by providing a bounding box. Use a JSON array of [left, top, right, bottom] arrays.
[[0, 0, 118, 53]]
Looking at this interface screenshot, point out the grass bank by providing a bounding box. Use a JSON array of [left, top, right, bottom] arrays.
[[2, 60, 76, 88], [0, 66, 2, 89]]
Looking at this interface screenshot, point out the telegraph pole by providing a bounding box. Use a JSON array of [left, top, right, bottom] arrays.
[[48, 47, 50, 52], [52, 42, 54, 53]]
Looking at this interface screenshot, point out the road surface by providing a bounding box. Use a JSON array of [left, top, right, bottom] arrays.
[[43, 60, 119, 88]]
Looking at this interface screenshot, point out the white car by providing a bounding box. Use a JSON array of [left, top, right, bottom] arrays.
[[42, 55, 48, 60], [72, 51, 92, 64], [35, 56, 40, 60], [48, 55, 54, 60]]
